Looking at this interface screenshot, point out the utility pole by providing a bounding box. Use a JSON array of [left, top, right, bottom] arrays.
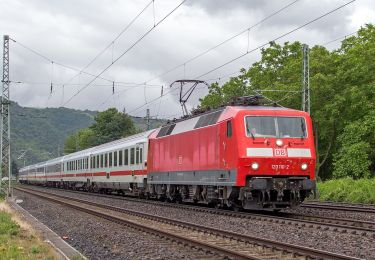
[[145, 109, 150, 130], [1, 35, 11, 197], [301, 44, 310, 114]]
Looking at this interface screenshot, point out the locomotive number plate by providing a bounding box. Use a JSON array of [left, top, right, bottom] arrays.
[[274, 148, 287, 157]]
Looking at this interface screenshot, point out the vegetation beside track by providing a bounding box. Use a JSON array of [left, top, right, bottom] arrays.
[[0, 206, 56, 259], [317, 178, 375, 204]]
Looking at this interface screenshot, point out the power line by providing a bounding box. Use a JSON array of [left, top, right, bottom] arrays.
[[63, 0, 187, 107], [9, 38, 163, 92], [194, 0, 356, 80], [144, 0, 301, 84], [60, 0, 154, 88], [126, 0, 356, 117], [321, 30, 358, 46]]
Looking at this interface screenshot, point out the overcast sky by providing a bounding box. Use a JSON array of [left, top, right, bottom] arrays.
[[0, 0, 374, 119]]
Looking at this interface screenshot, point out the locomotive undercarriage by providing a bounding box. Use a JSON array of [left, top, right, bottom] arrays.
[[147, 176, 316, 210], [240, 176, 316, 210]]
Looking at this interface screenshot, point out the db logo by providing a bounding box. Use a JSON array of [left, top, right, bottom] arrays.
[[274, 149, 287, 157]]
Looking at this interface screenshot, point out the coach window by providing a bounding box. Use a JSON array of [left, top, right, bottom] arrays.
[[114, 151, 118, 167], [109, 152, 112, 167], [119, 150, 123, 166], [136, 147, 140, 164], [125, 149, 129, 165], [96, 155, 100, 169], [227, 120, 233, 138], [105, 153, 108, 167], [130, 148, 135, 165], [140, 148, 143, 164]]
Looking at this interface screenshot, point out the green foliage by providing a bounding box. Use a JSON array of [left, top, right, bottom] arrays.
[[318, 178, 375, 204], [332, 110, 375, 179], [0, 211, 55, 259], [11, 101, 165, 163], [64, 128, 96, 154], [200, 24, 375, 180], [90, 108, 137, 145], [64, 108, 138, 154], [0, 211, 20, 236], [11, 102, 96, 165]]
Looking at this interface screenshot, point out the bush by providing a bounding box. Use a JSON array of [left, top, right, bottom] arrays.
[[318, 178, 375, 203]]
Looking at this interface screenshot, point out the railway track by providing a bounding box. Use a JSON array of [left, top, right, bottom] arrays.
[[18, 185, 375, 237], [15, 186, 359, 260], [302, 201, 375, 214]]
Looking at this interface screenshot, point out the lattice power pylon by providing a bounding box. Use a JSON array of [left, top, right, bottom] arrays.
[[0, 35, 11, 197], [301, 44, 310, 114]]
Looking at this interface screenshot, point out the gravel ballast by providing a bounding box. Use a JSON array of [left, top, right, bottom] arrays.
[[15, 190, 220, 260], [17, 186, 375, 259]]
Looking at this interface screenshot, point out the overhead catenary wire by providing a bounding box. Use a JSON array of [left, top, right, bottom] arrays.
[[60, 0, 155, 88], [194, 0, 356, 80], [126, 0, 356, 117], [144, 0, 302, 84], [62, 0, 187, 107], [101, 0, 302, 116], [9, 38, 162, 94]]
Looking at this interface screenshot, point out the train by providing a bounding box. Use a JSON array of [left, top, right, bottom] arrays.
[[19, 96, 316, 210]]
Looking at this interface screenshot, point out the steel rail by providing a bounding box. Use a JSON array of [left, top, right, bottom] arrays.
[[19, 185, 375, 236], [302, 202, 375, 214], [16, 187, 361, 260]]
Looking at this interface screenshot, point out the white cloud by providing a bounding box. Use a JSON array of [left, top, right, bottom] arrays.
[[0, 0, 374, 119]]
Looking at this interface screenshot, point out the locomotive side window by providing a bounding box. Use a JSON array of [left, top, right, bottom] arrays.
[[245, 116, 307, 138], [227, 120, 232, 137]]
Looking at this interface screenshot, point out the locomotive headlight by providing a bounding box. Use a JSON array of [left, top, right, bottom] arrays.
[[251, 162, 259, 170], [301, 163, 308, 170], [276, 139, 283, 147]]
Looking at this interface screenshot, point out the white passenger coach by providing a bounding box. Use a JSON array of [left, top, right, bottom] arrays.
[[19, 130, 153, 194]]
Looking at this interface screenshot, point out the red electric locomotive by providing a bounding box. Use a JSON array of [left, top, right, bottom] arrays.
[[147, 96, 316, 210]]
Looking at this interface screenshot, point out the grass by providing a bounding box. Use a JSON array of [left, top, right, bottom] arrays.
[[317, 177, 375, 204], [0, 210, 56, 260]]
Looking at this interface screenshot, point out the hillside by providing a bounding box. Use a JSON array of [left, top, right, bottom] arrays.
[[10, 102, 165, 167]]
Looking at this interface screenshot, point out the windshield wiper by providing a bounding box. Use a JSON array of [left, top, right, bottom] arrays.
[[250, 131, 255, 140], [300, 118, 306, 139]]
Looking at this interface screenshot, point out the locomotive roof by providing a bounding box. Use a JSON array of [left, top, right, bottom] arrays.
[[20, 129, 155, 171], [153, 105, 304, 139]]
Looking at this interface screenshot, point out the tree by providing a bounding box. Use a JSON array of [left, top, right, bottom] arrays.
[[64, 128, 96, 154], [90, 108, 136, 145], [64, 108, 137, 154], [199, 24, 375, 180]]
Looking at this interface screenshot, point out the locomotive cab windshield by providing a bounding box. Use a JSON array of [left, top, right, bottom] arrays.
[[245, 116, 307, 138]]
